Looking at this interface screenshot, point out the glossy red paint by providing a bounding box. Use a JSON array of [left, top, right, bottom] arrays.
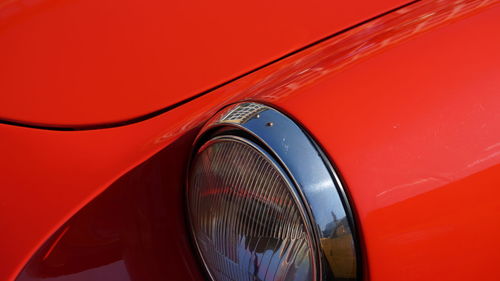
[[273, 3, 500, 281], [0, 0, 408, 127], [1, 98, 221, 281], [15, 133, 206, 281], [2, 0, 499, 280]]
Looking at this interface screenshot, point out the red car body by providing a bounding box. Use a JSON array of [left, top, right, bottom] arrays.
[[1, 0, 499, 280]]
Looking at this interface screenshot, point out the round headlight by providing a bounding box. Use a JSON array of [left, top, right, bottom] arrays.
[[187, 103, 358, 281], [188, 136, 317, 281]]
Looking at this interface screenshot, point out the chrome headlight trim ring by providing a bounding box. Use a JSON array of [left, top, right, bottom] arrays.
[[189, 102, 359, 281]]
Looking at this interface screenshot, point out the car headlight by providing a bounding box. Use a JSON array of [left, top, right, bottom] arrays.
[[187, 103, 359, 281]]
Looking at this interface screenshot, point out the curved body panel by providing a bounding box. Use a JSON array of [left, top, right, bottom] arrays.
[[272, 3, 500, 280], [0, 0, 407, 127], [2, 0, 499, 280]]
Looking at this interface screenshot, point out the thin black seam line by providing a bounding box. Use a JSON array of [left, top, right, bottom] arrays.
[[0, 0, 420, 132]]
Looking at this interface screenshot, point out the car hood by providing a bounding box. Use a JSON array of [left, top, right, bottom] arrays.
[[0, 0, 407, 128]]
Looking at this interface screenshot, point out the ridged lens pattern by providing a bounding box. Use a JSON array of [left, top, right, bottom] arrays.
[[188, 138, 316, 281]]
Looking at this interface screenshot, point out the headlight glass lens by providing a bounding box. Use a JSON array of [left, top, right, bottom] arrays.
[[187, 137, 317, 281]]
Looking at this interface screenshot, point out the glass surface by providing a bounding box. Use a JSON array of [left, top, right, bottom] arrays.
[[188, 138, 316, 281]]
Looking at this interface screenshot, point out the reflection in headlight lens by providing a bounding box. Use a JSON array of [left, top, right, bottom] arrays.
[[187, 137, 317, 281]]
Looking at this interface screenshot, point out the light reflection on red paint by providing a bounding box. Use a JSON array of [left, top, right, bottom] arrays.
[[228, 0, 498, 102], [42, 226, 70, 261], [11, 1, 499, 281]]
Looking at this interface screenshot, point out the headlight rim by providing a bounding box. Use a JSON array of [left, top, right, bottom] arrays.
[[187, 102, 360, 281]]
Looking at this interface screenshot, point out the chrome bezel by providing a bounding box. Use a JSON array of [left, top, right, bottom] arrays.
[[188, 102, 359, 281]]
